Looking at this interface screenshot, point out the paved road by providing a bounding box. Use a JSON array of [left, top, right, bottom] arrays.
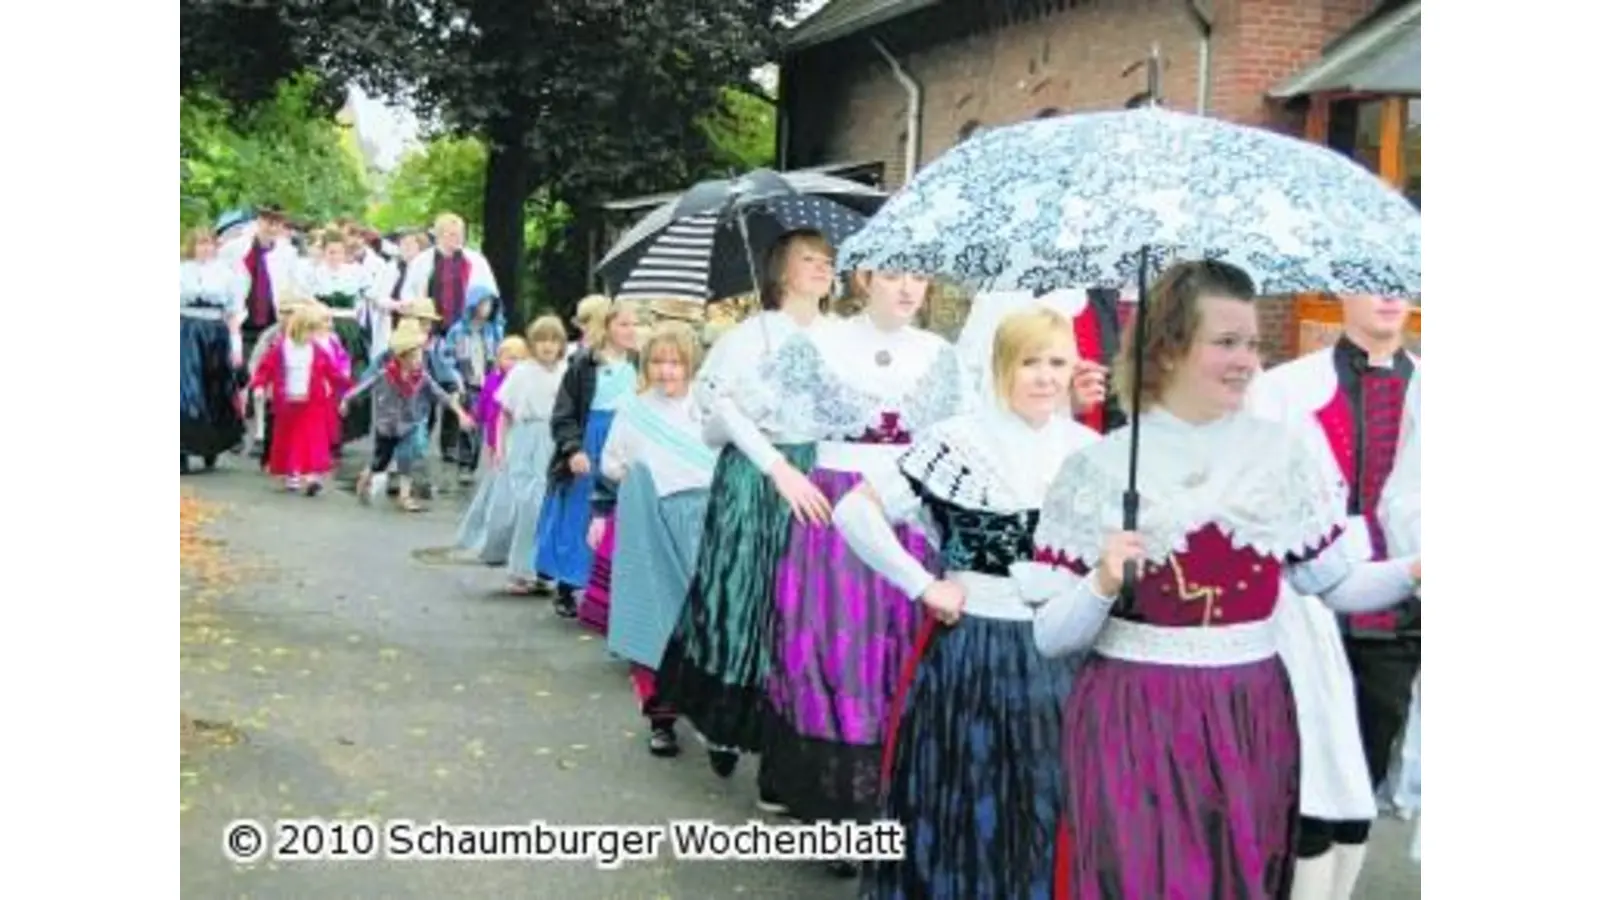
[[179, 457, 1421, 898]]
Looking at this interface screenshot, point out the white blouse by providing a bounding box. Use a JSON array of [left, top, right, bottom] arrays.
[[495, 359, 567, 423], [601, 389, 718, 498], [693, 309, 837, 471], [282, 339, 316, 399], [734, 314, 967, 475], [179, 258, 248, 314]]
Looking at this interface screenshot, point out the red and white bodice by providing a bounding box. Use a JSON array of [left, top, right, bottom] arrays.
[[1018, 408, 1346, 666]]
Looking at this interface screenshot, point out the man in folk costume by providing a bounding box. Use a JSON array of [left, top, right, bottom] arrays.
[[1247, 294, 1419, 900], [220, 205, 302, 360], [220, 205, 303, 460], [955, 287, 1125, 432], [399, 212, 499, 329], [399, 212, 499, 463]]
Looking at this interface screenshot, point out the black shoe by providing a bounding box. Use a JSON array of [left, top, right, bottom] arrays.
[[648, 723, 680, 757], [553, 590, 577, 619], [707, 748, 738, 778], [305, 481, 323, 497], [826, 860, 861, 878], [203, 453, 218, 471]]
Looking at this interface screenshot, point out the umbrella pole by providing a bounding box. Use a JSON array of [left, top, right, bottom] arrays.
[[1117, 246, 1151, 614], [735, 207, 762, 299]]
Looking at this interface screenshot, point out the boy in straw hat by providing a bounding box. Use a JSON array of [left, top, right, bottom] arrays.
[[342, 319, 475, 512], [356, 296, 463, 498]]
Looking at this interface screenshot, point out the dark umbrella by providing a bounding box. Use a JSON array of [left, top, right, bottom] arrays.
[[596, 169, 887, 304]]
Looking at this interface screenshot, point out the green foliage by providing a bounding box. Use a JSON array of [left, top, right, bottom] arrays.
[[698, 87, 777, 173], [367, 135, 488, 234], [180, 73, 369, 233]]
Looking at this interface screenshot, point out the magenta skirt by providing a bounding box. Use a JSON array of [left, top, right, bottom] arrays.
[[1062, 652, 1299, 899], [762, 465, 934, 823], [577, 515, 617, 635]]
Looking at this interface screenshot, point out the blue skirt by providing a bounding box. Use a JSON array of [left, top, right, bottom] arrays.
[[504, 418, 557, 582], [532, 409, 615, 589], [453, 453, 519, 564], [865, 613, 1077, 900], [606, 466, 710, 670], [180, 313, 244, 458]]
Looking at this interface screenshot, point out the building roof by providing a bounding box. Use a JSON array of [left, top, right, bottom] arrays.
[[1269, 0, 1420, 98], [780, 0, 939, 51]]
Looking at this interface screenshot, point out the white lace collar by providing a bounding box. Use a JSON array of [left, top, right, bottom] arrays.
[[1034, 407, 1344, 566], [898, 406, 1099, 513]]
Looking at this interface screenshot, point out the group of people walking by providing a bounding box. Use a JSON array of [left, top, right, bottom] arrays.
[[181, 205, 1422, 898]]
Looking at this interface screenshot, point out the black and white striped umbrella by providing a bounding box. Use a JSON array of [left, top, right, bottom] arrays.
[[597, 168, 888, 304], [612, 213, 720, 303]]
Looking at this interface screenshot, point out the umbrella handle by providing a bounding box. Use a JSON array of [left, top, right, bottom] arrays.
[[1120, 489, 1139, 609], [1116, 245, 1153, 614]]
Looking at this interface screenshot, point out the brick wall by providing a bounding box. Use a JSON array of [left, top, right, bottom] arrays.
[[783, 0, 1385, 363]]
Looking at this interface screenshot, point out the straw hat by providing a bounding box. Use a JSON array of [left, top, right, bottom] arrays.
[[572, 294, 610, 328], [389, 319, 429, 356], [401, 297, 442, 321]]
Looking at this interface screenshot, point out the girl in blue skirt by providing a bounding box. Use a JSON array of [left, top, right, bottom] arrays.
[[533, 298, 640, 617]]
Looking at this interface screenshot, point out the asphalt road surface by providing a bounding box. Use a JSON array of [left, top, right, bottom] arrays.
[[179, 456, 1421, 898]]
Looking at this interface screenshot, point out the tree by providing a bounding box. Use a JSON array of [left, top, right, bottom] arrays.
[[367, 135, 487, 234], [181, 74, 370, 235], [180, 0, 798, 326], [700, 86, 779, 173]]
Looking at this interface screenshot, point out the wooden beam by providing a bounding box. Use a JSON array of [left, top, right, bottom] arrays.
[[1304, 94, 1331, 145], [1379, 96, 1406, 188]]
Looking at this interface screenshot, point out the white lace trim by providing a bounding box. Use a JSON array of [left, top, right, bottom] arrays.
[[1034, 416, 1344, 567], [1094, 617, 1279, 666], [741, 331, 964, 441], [893, 416, 1032, 513]]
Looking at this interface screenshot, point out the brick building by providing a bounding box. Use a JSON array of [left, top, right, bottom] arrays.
[[775, 0, 1420, 362]]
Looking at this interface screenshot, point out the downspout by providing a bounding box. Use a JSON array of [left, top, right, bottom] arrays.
[[1182, 0, 1214, 114], [775, 58, 792, 170], [870, 37, 922, 182]]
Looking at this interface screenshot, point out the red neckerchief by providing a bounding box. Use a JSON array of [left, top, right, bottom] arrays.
[[384, 356, 426, 397]]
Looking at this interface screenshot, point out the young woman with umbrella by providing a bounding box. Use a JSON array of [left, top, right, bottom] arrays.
[[655, 228, 839, 789], [1017, 261, 1421, 899]]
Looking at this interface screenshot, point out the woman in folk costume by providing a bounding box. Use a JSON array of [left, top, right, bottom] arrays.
[[303, 230, 376, 448], [452, 337, 531, 563], [498, 316, 569, 595], [347, 225, 401, 357], [655, 229, 837, 781], [1013, 261, 1421, 900], [180, 226, 250, 473], [956, 288, 1122, 434], [1245, 294, 1420, 900], [1378, 374, 1421, 865], [591, 321, 719, 758], [534, 298, 641, 618], [748, 268, 966, 871], [833, 306, 1101, 898], [247, 303, 350, 495], [346, 319, 475, 512]]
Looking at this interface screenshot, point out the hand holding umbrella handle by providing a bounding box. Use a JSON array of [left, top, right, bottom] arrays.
[[1118, 489, 1139, 613]]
